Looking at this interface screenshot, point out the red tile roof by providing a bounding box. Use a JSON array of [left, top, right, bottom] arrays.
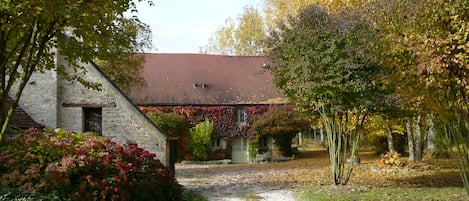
[[3, 97, 43, 129], [129, 54, 286, 105]]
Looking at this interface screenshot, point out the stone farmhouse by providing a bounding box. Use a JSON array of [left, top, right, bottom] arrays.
[[129, 53, 287, 163], [8, 51, 171, 166]]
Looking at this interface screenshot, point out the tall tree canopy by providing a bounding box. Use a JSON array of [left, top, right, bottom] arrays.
[[366, 0, 469, 191], [0, 0, 153, 141], [203, 0, 361, 56], [201, 5, 265, 56], [265, 4, 385, 185]]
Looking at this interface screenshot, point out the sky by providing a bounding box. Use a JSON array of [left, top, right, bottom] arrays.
[[133, 0, 263, 53]]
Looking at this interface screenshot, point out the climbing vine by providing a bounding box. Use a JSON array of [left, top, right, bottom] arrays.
[[140, 105, 270, 139]]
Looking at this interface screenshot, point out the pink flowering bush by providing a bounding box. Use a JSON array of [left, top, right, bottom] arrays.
[[0, 128, 182, 201]]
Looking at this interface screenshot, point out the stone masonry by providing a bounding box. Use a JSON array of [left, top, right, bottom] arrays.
[[9, 51, 169, 165]]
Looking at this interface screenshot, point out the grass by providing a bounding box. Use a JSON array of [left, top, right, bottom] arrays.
[[182, 188, 208, 201], [296, 184, 466, 201], [242, 193, 263, 201]]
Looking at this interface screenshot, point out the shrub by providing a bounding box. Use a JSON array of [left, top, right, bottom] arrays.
[[0, 128, 182, 201], [187, 119, 213, 160], [252, 106, 310, 156], [0, 187, 70, 201], [148, 111, 191, 160], [182, 189, 207, 201], [432, 129, 453, 158]]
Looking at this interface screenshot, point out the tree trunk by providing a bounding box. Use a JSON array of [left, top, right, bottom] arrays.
[[320, 126, 325, 145], [412, 115, 423, 162], [406, 119, 415, 162], [298, 132, 302, 146], [406, 115, 424, 163], [427, 113, 435, 155], [385, 120, 395, 153]]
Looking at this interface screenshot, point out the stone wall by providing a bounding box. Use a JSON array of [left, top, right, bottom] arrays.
[[10, 53, 169, 165], [57, 61, 168, 164], [9, 69, 58, 128]]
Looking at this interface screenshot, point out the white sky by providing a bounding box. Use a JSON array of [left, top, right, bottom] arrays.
[[133, 0, 263, 53]]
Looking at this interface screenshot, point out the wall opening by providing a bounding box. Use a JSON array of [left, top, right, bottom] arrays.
[[83, 107, 102, 135]]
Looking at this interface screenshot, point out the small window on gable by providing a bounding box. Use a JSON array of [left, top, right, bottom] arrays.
[[235, 108, 246, 125], [83, 107, 102, 135]]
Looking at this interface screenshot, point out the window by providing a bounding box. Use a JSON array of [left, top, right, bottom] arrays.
[[235, 108, 246, 125], [259, 136, 268, 149], [211, 138, 227, 151], [212, 138, 221, 150], [258, 135, 270, 153], [83, 107, 102, 135]]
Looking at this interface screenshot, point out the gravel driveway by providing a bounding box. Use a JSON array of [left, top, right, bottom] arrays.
[[176, 163, 296, 201], [175, 151, 332, 201]]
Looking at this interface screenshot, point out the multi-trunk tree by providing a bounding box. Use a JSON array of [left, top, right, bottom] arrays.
[[265, 4, 386, 185], [0, 0, 152, 141]]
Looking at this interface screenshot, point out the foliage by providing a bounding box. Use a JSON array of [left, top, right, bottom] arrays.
[[265, 3, 386, 185], [379, 151, 404, 167], [148, 111, 190, 160], [0, 0, 153, 141], [187, 119, 213, 161], [432, 128, 453, 158], [0, 187, 70, 201], [182, 189, 207, 201], [263, 0, 362, 31], [141, 105, 269, 139], [252, 106, 309, 156], [202, 5, 266, 55], [203, 0, 364, 56], [0, 128, 182, 201], [148, 111, 190, 138], [248, 140, 259, 160], [95, 53, 148, 94], [367, 132, 406, 155]]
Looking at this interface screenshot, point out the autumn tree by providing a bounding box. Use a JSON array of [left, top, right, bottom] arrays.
[[202, 5, 265, 56], [265, 4, 386, 185], [366, 0, 469, 193], [252, 106, 310, 156], [263, 0, 360, 30], [0, 0, 153, 142], [203, 0, 362, 56]]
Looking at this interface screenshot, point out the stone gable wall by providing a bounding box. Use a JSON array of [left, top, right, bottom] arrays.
[[10, 53, 169, 165]]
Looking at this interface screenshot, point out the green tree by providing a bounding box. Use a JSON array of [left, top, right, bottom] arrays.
[[187, 118, 213, 160], [252, 106, 310, 156], [0, 0, 152, 141], [265, 4, 385, 185]]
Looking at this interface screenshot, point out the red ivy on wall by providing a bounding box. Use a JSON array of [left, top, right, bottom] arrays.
[[140, 105, 271, 139]]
